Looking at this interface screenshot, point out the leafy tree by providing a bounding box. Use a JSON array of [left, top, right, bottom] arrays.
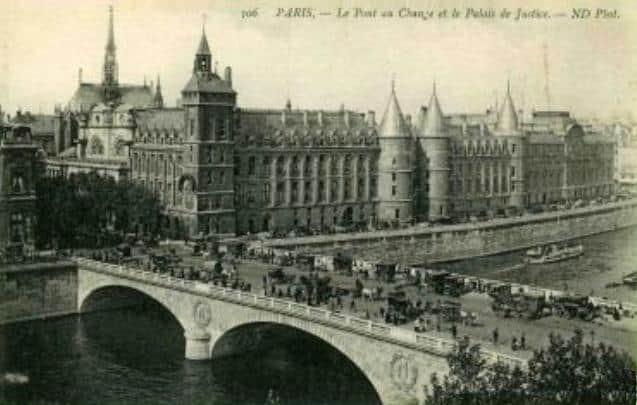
[[426, 329, 636, 405], [35, 172, 163, 249]]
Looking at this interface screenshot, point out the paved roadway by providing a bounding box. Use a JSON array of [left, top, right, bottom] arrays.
[[148, 242, 637, 362]]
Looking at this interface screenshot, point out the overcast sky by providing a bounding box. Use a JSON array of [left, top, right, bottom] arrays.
[[1, 0, 635, 120]]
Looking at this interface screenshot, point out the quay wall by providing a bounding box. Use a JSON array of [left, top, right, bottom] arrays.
[[0, 261, 78, 324], [264, 201, 637, 264]]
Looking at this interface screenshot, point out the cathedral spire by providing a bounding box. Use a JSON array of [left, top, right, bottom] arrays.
[[107, 5, 115, 52], [102, 5, 119, 88]]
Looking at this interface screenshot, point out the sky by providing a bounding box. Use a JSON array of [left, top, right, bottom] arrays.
[[1, 0, 636, 121]]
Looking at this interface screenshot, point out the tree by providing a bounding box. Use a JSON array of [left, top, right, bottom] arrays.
[[35, 173, 163, 249], [426, 329, 636, 405]]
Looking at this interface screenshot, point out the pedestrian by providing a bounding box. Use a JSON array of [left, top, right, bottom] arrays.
[[350, 300, 356, 311], [271, 284, 276, 296], [380, 306, 385, 318], [451, 323, 457, 339], [512, 336, 518, 351], [520, 332, 526, 350], [493, 328, 499, 345]]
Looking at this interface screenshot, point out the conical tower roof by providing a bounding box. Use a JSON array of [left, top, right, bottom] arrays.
[[197, 30, 211, 55], [422, 83, 445, 137], [496, 80, 518, 132], [378, 81, 408, 137]]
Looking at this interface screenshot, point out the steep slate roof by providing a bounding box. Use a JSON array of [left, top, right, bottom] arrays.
[[182, 73, 235, 94], [69, 83, 154, 111], [496, 81, 518, 132], [135, 108, 185, 131], [421, 83, 445, 137], [378, 84, 409, 138]]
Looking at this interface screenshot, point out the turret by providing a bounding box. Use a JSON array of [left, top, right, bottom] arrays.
[[377, 80, 413, 225], [495, 80, 526, 209], [417, 82, 450, 221]]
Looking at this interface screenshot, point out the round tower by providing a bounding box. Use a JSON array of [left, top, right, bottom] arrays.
[[418, 83, 450, 221], [377, 81, 413, 225], [495, 81, 526, 209]]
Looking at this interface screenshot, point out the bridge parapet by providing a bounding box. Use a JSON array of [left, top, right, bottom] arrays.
[[74, 257, 525, 370]]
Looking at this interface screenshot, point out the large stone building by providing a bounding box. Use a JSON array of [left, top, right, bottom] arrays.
[[47, 7, 616, 238], [0, 124, 41, 259]]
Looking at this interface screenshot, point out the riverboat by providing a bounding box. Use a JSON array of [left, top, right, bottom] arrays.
[[525, 244, 584, 264], [622, 272, 637, 287]]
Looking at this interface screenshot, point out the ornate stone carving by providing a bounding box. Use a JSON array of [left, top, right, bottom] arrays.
[[193, 301, 212, 327], [390, 352, 418, 393]]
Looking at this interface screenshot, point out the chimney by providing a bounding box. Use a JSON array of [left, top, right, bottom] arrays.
[[281, 110, 287, 125], [303, 111, 309, 126], [366, 110, 375, 127], [461, 121, 467, 135], [317, 111, 324, 126], [78, 68, 83, 84], [344, 111, 351, 128], [224, 66, 233, 88]]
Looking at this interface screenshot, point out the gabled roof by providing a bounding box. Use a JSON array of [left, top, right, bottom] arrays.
[[378, 83, 409, 138]]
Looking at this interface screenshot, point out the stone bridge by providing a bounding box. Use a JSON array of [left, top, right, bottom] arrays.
[[75, 257, 524, 405]]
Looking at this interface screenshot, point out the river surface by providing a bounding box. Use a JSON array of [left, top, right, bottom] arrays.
[[437, 226, 637, 304], [0, 302, 380, 405]]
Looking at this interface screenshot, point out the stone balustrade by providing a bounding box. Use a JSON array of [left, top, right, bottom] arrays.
[[74, 256, 526, 370]]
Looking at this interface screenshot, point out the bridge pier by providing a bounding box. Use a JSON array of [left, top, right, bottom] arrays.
[[184, 329, 212, 360]]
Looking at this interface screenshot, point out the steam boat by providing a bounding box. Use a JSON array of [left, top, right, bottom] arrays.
[[525, 243, 584, 264]]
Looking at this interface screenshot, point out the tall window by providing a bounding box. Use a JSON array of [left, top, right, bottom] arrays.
[[248, 156, 256, 176], [216, 117, 226, 139], [392, 185, 397, 196]]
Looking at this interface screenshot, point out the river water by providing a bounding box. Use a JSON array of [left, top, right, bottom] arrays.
[[0, 302, 380, 405], [2, 227, 635, 405], [437, 226, 637, 304]]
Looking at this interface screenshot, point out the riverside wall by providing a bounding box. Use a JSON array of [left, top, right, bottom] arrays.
[[264, 200, 637, 265], [0, 260, 78, 324]]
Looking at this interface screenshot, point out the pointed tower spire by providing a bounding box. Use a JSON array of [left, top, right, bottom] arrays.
[[421, 81, 444, 137], [102, 5, 119, 89], [379, 80, 408, 138], [154, 75, 164, 108], [194, 19, 212, 74], [107, 5, 115, 51], [496, 80, 518, 132]]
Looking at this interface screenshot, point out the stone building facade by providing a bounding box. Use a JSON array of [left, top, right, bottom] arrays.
[[46, 7, 616, 238], [0, 125, 41, 258]]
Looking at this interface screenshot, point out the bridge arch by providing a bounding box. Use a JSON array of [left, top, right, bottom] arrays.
[[79, 284, 188, 332], [210, 321, 383, 405]]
